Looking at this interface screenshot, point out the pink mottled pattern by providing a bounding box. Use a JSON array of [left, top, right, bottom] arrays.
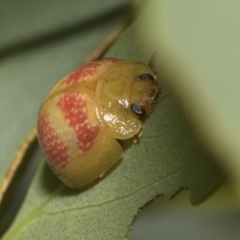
[[38, 113, 69, 167], [64, 58, 118, 86], [57, 93, 99, 151]]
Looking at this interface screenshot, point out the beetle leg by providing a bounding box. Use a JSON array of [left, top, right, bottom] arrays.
[[133, 129, 143, 143]]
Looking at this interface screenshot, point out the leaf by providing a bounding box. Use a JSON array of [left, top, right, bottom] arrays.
[[0, 0, 130, 236], [0, 0, 129, 185], [2, 1, 224, 240], [144, 0, 240, 187]]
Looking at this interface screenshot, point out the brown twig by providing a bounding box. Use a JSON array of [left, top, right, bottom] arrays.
[[0, 127, 37, 203]]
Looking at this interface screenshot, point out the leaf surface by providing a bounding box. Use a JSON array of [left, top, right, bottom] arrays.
[[2, 1, 225, 239]]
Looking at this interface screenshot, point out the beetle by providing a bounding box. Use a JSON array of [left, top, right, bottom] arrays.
[[37, 58, 160, 188]]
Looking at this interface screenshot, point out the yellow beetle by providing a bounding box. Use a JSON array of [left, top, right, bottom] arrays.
[[37, 58, 160, 188]]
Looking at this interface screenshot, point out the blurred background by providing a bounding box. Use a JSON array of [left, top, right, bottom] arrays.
[[130, 183, 240, 240]]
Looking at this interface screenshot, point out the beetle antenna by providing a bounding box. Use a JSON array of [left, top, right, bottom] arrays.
[[148, 51, 157, 69], [148, 51, 158, 75]]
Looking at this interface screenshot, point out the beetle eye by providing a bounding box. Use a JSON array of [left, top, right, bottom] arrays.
[[139, 74, 155, 81], [131, 104, 145, 117]]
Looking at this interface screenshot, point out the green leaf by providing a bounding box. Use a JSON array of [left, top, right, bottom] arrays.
[[0, 0, 129, 237], [2, 1, 225, 239], [0, 0, 128, 184], [145, 0, 240, 185]]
